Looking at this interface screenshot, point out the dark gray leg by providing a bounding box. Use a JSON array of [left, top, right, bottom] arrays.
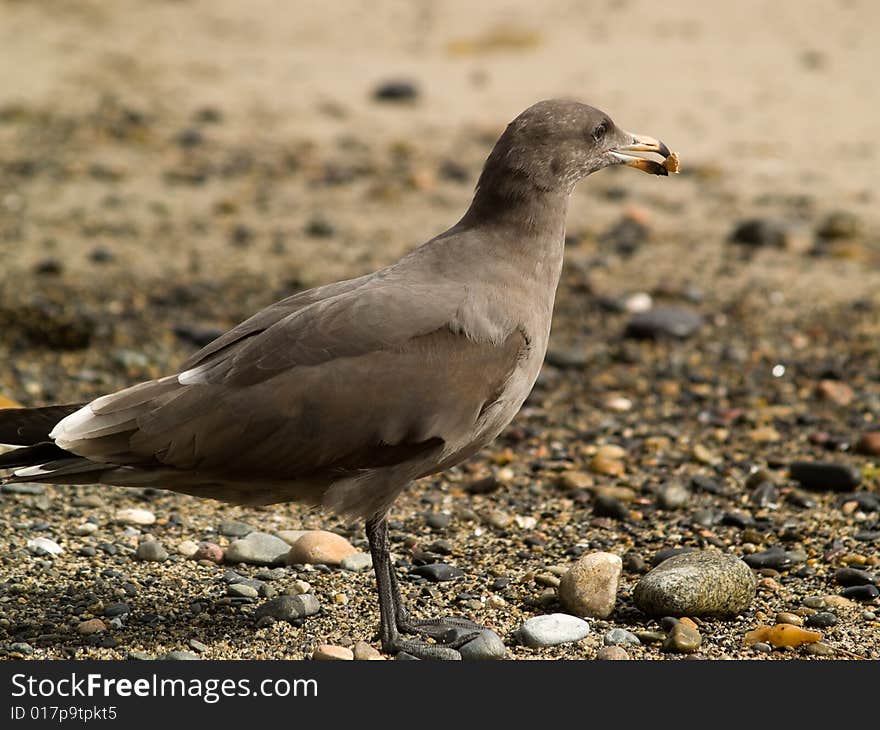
[[366, 514, 480, 659]]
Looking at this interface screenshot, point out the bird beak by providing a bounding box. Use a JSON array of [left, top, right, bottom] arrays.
[[610, 133, 676, 176]]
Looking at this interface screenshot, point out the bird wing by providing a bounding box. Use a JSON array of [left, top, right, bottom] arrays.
[[49, 277, 526, 488]]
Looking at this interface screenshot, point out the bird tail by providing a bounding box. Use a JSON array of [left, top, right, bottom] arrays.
[[0, 404, 84, 446], [0, 404, 99, 485]]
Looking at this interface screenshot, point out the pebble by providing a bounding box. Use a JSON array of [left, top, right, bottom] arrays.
[[458, 629, 507, 660], [10, 642, 34, 655], [744, 624, 821, 648], [193, 542, 224, 563], [803, 642, 836, 657], [775, 612, 803, 626], [254, 594, 321, 623], [228, 583, 259, 599], [624, 306, 703, 340], [663, 623, 702, 653], [604, 628, 641, 646], [115, 508, 156, 526], [218, 521, 253, 538], [805, 612, 838, 628], [27, 537, 63, 556], [411, 563, 463, 582], [833, 567, 876, 587], [2, 483, 45, 495], [596, 646, 630, 660], [135, 540, 168, 562], [340, 552, 373, 572], [312, 644, 353, 661], [816, 379, 854, 406], [72, 523, 98, 536], [519, 614, 591, 648], [789, 461, 861, 491], [752, 642, 772, 654], [658, 482, 690, 510], [841, 585, 879, 602], [558, 551, 622, 618], [176, 539, 199, 557], [286, 531, 357, 566], [164, 651, 201, 660], [855, 432, 880, 456], [225, 532, 290, 565], [728, 218, 788, 248], [103, 603, 130, 617], [353, 642, 384, 660], [373, 80, 419, 102], [634, 631, 666, 644], [78, 619, 106, 635], [634, 551, 756, 617], [743, 547, 793, 570]]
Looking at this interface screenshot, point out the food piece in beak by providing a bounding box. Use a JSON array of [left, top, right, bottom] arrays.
[[611, 133, 679, 176], [662, 152, 680, 174]]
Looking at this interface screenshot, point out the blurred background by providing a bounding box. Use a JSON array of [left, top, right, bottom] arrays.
[[0, 0, 878, 660]]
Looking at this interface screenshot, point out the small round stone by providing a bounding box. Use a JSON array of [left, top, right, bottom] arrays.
[[558, 551, 622, 619], [164, 651, 201, 660], [254, 594, 320, 623], [353, 641, 384, 660], [115, 508, 156, 526], [805, 612, 838, 628], [340, 552, 373, 572], [596, 645, 630, 660], [775, 612, 804, 626], [78, 619, 107, 635], [410, 563, 463, 582], [604, 628, 641, 646], [228, 583, 258, 598], [663, 623, 702, 653], [193, 542, 224, 563], [312, 644, 353, 660], [458, 629, 506, 660], [286, 531, 357, 567], [27, 537, 63, 556], [841, 585, 879, 602], [634, 551, 756, 617], [135, 540, 168, 562], [519, 614, 590, 648], [226, 532, 290, 565], [176, 539, 199, 557]]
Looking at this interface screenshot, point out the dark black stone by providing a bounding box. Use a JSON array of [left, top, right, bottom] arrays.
[[599, 215, 649, 257], [742, 547, 792, 570], [720, 511, 754, 528], [410, 563, 463, 582], [466, 476, 500, 495], [691, 474, 725, 494], [833, 568, 876, 587], [789, 461, 861, 491], [78, 547, 96, 557], [624, 306, 703, 340], [373, 80, 419, 102], [425, 513, 451, 530], [841, 585, 879, 602], [593, 494, 629, 520], [728, 218, 787, 248], [838, 493, 880, 512], [805, 611, 838, 628], [103, 603, 131, 617], [854, 530, 880, 542]]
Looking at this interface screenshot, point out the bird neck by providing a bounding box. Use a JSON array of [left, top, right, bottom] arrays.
[[460, 174, 570, 244]]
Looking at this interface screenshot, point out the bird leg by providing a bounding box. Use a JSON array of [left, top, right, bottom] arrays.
[[366, 514, 483, 659]]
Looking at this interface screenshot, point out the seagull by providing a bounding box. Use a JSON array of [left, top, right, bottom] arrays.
[[0, 99, 674, 659]]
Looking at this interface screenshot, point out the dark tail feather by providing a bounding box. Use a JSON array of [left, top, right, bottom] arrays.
[[0, 441, 74, 470], [0, 404, 84, 446]]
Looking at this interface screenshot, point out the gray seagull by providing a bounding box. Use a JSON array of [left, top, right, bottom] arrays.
[[0, 99, 673, 659]]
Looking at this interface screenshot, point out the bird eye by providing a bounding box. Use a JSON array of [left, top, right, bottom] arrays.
[[591, 119, 609, 143]]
